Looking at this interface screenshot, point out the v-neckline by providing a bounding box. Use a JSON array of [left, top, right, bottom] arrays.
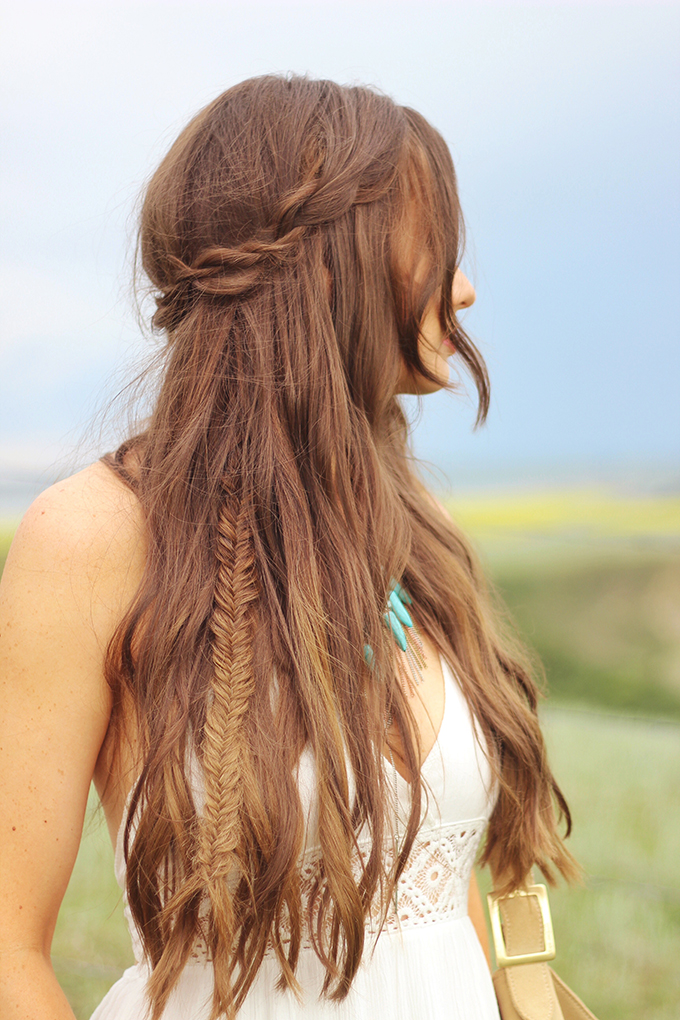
[[421, 655, 449, 771], [384, 653, 449, 784]]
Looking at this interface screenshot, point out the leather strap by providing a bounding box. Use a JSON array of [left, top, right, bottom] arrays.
[[496, 890, 564, 1020], [489, 873, 598, 1020]]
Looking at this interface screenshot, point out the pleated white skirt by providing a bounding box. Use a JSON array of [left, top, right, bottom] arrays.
[[91, 914, 500, 1020]]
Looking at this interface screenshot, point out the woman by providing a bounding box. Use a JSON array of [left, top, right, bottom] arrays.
[[0, 76, 576, 1020]]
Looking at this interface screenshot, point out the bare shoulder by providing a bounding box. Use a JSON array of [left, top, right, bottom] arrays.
[[5, 459, 147, 625], [13, 457, 144, 559]]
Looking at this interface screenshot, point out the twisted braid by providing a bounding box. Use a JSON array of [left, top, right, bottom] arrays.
[[153, 224, 307, 331], [151, 141, 399, 334], [197, 484, 259, 1017]]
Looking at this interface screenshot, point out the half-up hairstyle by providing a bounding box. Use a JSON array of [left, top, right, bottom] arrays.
[[103, 74, 577, 1019]]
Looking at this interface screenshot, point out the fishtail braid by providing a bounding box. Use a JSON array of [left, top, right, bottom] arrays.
[[197, 481, 259, 1017]]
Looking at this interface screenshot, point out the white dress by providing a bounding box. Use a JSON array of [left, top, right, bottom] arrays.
[[90, 658, 501, 1019]]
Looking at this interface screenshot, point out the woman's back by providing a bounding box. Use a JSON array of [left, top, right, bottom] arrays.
[[0, 457, 500, 1019], [6, 457, 460, 854]]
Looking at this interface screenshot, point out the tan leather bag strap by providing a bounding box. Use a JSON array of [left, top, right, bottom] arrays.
[[488, 873, 564, 1020], [488, 873, 598, 1020], [491, 886, 564, 1019]]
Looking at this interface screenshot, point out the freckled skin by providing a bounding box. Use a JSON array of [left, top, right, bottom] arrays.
[[0, 462, 146, 1019]]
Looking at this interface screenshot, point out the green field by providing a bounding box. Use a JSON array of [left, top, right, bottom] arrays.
[[2, 489, 679, 1018], [444, 490, 680, 721]]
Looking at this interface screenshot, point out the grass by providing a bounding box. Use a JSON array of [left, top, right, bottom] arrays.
[[493, 554, 680, 718], [0, 522, 16, 571], [443, 491, 680, 720], [471, 708, 680, 1020], [51, 809, 134, 1017], [539, 707, 680, 1020]]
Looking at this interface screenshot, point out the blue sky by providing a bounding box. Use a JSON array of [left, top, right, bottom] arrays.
[[1, 1, 678, 497]]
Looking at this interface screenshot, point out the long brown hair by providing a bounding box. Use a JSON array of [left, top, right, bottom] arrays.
[[103, 75, 576, 1019]]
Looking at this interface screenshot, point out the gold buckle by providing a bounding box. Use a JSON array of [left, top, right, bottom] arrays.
[[487, 884, 556, 967]]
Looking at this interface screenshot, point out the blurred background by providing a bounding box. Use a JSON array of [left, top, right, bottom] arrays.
[[1, 2, 678, 1018]]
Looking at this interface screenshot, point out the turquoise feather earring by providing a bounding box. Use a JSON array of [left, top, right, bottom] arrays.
[[364, 579, 427, 696]]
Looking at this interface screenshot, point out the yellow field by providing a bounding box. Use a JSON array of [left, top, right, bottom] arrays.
[[443, 489, 680, 538], [2, 488, 678, 567]]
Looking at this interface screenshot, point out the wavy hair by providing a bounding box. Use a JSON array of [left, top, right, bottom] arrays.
[[103, 75, 577, 1019]]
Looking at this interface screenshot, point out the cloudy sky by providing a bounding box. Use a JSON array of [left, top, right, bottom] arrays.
[[1, 0, 678, 501]]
